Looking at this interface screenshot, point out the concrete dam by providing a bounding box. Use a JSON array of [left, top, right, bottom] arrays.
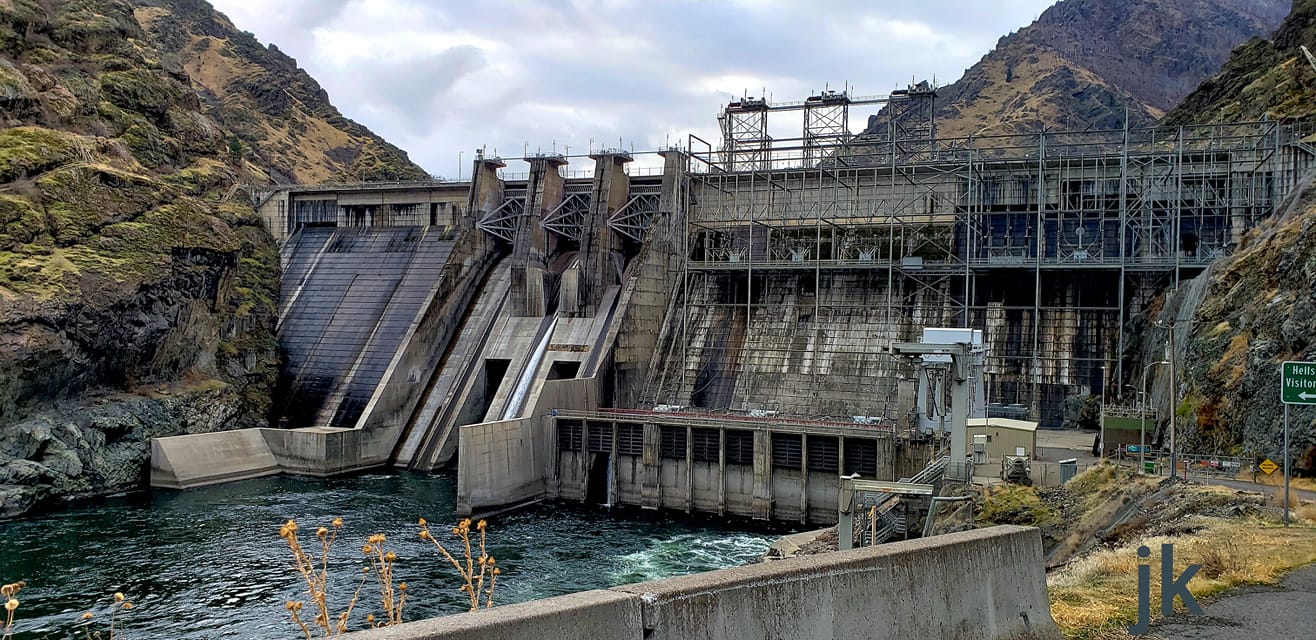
[[152, 87, 1314, 524]]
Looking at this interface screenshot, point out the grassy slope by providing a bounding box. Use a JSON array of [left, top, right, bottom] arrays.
[[979, 465, 1316, 638]]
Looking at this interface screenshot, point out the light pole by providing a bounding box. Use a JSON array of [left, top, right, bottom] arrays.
[[1142, 360, 1169, 474]]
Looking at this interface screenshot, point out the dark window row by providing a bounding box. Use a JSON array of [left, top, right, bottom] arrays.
[[660, 426, 686, 459], [560, 421, 880, 478]]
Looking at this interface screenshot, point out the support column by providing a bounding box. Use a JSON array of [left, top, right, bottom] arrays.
[[752, 429, 773, 520], [950, 357, 971, 482], [608, 420, 619, 507], [717, 428, 727, 516], [799, 433, 809, 525], [576, 151, 632, 316], [837, 478, 855, 551], [466, 155, 506, 231], [641, 422, 661, 509], [513, 154, 566, 316], [685, 425, 694, 514], [656, 148, 686, 257], [579, 419, 590, 502]]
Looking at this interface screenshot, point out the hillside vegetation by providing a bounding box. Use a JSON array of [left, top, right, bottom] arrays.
[[977, 465, 1316, 638], [0, 0, 425, 518]]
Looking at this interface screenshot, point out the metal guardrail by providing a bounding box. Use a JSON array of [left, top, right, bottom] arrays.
[[550, 408, 899, 437]]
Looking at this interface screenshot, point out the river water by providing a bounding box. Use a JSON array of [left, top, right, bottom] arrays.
[[0, 473, 779, 639]]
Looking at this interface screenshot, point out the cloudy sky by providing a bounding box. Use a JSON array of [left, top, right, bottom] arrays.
[[210, 0, 1055, 176]]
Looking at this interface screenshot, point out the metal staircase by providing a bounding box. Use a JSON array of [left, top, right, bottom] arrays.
[[850, 454, 951, 547]]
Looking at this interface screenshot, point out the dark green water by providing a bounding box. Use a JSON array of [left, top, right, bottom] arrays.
[[0, 473, 778, 639]]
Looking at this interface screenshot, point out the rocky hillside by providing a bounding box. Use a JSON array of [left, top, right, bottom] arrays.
[[134, 0, 428, 183], [1149, 0, 1316, 469], [880, 0, 1290, 139], [0, 0, 424, 518], [1164, 0, 1316, 123]]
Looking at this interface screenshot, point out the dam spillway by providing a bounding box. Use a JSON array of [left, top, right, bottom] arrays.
[[153, 88, 1315, 524]]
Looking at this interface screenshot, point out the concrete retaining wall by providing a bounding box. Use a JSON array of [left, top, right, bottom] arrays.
[[261, 426, 400, 477], [342, 525, 1059, 640]]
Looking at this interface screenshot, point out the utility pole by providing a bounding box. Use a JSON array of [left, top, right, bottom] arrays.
[[1168, 326, 1177, 479], [1100, 365, 1108, 459]]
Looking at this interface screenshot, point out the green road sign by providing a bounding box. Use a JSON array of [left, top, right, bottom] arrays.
[[1281, 361, 1316, 405]]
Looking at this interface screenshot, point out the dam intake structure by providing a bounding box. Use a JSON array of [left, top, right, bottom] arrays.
[[152, 86, 1315, 525]]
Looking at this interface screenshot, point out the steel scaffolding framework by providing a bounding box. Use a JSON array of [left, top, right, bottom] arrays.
[[645, 91, 1312, 426]]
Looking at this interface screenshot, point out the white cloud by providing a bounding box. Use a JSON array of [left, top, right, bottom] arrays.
[[209, 0, 1056, 177]]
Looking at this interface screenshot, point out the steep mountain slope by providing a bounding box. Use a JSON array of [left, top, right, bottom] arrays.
[[0, 0, 424, 518], [885, 0, 1290, 139], [1152, 0, 1316, 468], [134, 0, 429, 183], [1163, 0, 1316, 123]]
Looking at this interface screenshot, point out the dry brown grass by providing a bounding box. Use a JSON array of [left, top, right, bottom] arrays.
[[1048, 519, 1316, 639]]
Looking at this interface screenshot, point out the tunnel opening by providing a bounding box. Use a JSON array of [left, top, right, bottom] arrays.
[[586, 453, 611, 505], [478, 358, 511, 421], [547, 360, 581, 380]]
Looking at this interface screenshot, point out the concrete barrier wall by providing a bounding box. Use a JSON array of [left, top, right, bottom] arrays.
[[342, 525, 1059, 640], [151, 424, 403, 488], [150, 429, 279, 489], [261, 426, 401, 477], [614, 525, 1057, 640]]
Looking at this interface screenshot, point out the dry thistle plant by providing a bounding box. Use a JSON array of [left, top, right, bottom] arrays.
[[417, 517, 500, 611], [361, 534, 406, 626], [279, 517, 369, 638], [1, 581, 24, 640], [76, 591, 134, 640]]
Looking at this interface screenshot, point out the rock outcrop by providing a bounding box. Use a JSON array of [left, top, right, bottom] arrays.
[[0, 0, 426, 517], [1145, 0, 1316, 469]]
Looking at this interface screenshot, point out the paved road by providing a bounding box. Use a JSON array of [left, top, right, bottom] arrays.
[[1151, 563, 1316, 638], [1189, 476, 1316, 503]]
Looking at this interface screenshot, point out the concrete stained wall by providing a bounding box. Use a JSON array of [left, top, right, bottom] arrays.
[[651, 270, 956, 419], [261, 426, 401, 476], [342, 525, 1059, 640], [355, 231, 496, 433], [456, 378, 598, 514]]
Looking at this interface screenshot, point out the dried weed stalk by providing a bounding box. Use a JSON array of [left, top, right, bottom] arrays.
[[417, 517, 499, 611], [279, 517, 368, 637]]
